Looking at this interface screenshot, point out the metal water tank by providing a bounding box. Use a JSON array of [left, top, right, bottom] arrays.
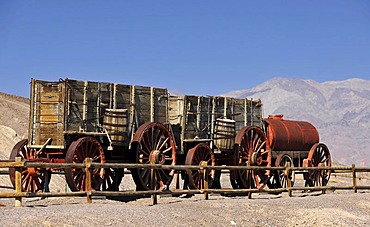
[[263, 115, 319, 151]]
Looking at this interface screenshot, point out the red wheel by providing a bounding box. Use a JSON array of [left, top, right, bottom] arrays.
[[9, 139, 46, 192], [305, 143, 331, 187], [185, 143, 215, 189], [269, 154, 295, 188], [131, 122, 176, 190], [65, 137, 106, 191], [231, 126, 271, 190]]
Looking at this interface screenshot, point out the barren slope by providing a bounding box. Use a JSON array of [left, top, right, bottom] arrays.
[[0, 92, 29, 158]]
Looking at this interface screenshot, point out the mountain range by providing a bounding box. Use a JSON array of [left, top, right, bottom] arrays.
[[223, 77, 370, 166]]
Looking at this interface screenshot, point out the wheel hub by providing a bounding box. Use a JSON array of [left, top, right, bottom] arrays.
[[149, 150, 165, 164], [250, 152, 262, 165], [27, 167, 39, 176]]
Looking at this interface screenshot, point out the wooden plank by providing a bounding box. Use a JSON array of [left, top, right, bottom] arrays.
[[154, 88, 168, 123], [184, 96, 198, 139], [214, 97, 225, 119], [39, 103, 60, 114], [168, 96, 183, 125], [39, 92, 60, 102], [115, 84, 131, 110], [39, 115, 59, 122], [198, 96, 211, 139], [134, 85, 151, 125], [233, 98, 245, 131], [28, 79, 35, 148], [66, 80, 85, 132], [249, 99, 263, 127], [30, 80, 65, 147]]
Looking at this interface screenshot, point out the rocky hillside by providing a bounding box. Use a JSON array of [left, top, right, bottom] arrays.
[[0, 92, 29, 158], [223, 77, 370, 166]]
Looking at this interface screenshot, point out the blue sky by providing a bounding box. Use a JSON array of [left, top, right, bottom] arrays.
[[0, 1, 369, 97]]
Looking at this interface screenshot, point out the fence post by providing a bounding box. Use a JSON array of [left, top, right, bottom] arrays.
[[247, 161, 252, 199], [14, 156, 22, 207], [150, 163, 157, 205], [318, 163, 326, 194], [175, 171, 180, 190], [202, 161, 209, 200], [85, 157, 92, 204], [286, 162, 292, 197], [352, 164, 357, 193]]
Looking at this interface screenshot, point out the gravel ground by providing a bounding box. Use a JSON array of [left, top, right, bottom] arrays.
[[0, 191, 369, 227], [1, 173, 370, 227]]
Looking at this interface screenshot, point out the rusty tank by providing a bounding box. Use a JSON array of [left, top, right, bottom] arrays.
[[257, 114, 331, 189], [263, 114, 319, 151]]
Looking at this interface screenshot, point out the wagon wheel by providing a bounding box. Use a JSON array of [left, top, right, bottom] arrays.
[[269, 154, 295, 189], [305, 143, 331, 187], [185, 143, 215, 190], [9, 139, 46, 192], [65, 137, 106, 191], [131, 122, 176, 190], [231, 126, 271, 190]]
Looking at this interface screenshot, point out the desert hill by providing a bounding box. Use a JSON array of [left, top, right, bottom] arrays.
[[0, 92, 29, 159]]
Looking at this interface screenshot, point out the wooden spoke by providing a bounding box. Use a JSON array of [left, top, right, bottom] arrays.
[[157, 137, 169, 151], [162, 147, 173, 154]]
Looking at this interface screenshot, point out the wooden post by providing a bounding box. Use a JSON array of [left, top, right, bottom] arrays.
[[318, 163, 326, 194], [150, 169, 158, 205], [175, 171, 180, 190], [15, 156, 22, 207], [245, 161, 252, 199], [202, 162, 209, 200], [352, 164, 357, 193], [85, 157, 92, 204], [150, 159, 157, 205], [286, 162, 292, 197]]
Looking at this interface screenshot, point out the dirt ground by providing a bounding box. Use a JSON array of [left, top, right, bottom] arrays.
[[0, 190, 369, 227]]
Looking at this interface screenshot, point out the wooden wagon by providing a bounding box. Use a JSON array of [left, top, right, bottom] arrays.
[[9, 77, 332, 194], [9, 78, 265, 192], [10, 78, 171, 192], [167, 95, 264, 190]]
